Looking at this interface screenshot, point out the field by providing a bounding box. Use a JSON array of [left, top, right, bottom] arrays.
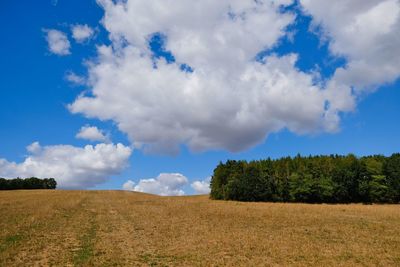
[[1, 191, 400, 266]]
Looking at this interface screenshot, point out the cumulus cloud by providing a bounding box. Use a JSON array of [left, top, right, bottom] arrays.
[[122, 179, 136, 191], [71, 24, 94, 43], [124, 174, 212, 195], [69, 0, 353, 154], [0, 142, 132, 189], [76, 125, 109, 142], [124, 173, 189, 196], [45, 29, 70, 55], [300, 0, 400, 91], [191, 177, 211, 195], [27, 142, 41, 154]]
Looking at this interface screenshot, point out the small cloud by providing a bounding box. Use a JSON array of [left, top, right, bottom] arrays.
[[191, 177, 211, 195], [122, 180, 135, 191], [26, 142, 41, 154], [76, 125, 110, 143], [44, 29, 70, 56], [65, 71, 86, 86], [124, 173, 188, 196], [71, 24, 94, 43]]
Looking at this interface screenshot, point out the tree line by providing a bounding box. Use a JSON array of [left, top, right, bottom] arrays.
[[0, 177, 57, 190], [210, 154, 400, 203]]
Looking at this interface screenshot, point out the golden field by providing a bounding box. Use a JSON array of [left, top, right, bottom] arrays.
[[0, 190, 399, 266]]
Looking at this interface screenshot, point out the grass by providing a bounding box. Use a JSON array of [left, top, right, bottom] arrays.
[[73, 214, 97, 266], [0, 190, 399, 266], [0, 234, 23, 253]]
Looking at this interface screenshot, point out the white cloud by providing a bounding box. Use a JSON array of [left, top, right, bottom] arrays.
[[71, 24, 94, 43], [65, 71, 86, 85], [26, 142, 41, 154], [76, 125, 109, 142], [122, 179, 135, 191], [0, 142, 132, 189], [191, 177, 211, 195], [45, 29, 70, 55], [123, 174, 212, 196], [124, 173, 189, 196], [300, 0, 400, 91], [69, 0, 352, 154]]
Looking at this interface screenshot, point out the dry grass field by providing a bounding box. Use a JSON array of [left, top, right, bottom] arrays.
[[0, 190, 399, 266]]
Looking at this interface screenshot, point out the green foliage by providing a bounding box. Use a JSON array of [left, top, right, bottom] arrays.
[[289, 173, 313, 202], [210, 154, 400, 203], [368, 175, 389, 203], [383, 153, 400, 202], [73, 216, 97, 266], [225, 163, 272, 202], [0, 177, 57, 190]]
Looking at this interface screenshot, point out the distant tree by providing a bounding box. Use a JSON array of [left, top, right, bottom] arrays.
[[0, 177, 57, 190], [43, 178, 57, 189], [210, 160, 245, 200], [313, 176, 335, 203], [383, 154, 400, 202], [210, 153, 399, 204], [9, 178, 24, 190], [225, 163, 271, 202], [0, 178, 8, 190], [368, 175, 389, 203], [289, 173, 313, 202]]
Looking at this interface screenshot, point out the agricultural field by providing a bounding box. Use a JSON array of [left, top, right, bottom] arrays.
[[1, 190, 399, 266]]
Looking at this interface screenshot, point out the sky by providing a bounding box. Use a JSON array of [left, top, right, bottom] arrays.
[[0, 0, 399, 195]]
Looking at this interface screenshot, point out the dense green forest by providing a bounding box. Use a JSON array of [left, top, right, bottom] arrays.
[[0, 177, 57, 190], [210, 154, 400, 203]]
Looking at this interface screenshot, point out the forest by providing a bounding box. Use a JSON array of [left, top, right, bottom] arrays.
[[210, 153, 400, 203], [0, 177, 57, 190]]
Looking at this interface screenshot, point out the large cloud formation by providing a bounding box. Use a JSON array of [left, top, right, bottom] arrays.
[[0, 142, 132, 189], [301, 0, 400, 91], [69, 0, 400, 154]]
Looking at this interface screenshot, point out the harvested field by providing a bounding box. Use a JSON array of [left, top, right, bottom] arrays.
[[0, 190, 399, 266]]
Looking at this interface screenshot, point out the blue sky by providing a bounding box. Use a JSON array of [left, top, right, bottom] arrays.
[[0, 0, 399, 194]]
